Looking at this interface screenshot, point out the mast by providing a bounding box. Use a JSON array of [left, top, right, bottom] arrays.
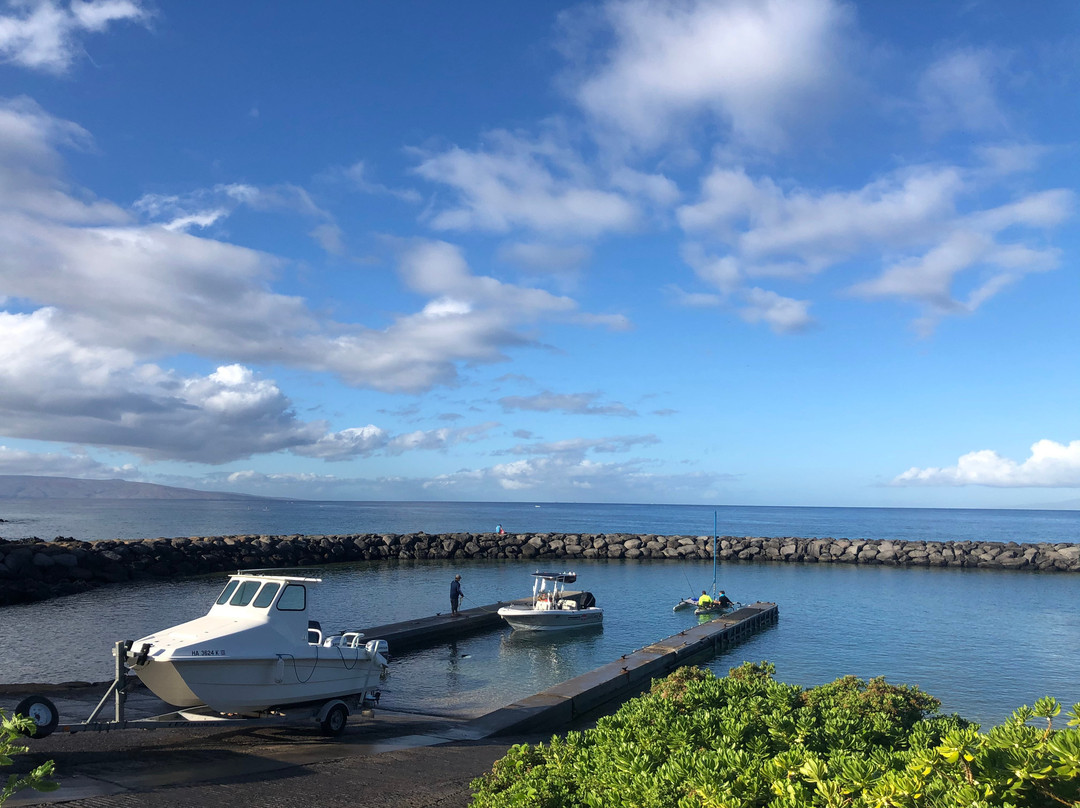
[[712, 510, 717, 593]]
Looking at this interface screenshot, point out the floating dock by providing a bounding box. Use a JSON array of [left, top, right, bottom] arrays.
[[358, 598, 525, 652], [360, 599, 779, 735], [459, 601, 779, 738]]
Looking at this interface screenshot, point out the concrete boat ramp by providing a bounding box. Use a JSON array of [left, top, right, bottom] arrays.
[[3, 601, 778, 806]]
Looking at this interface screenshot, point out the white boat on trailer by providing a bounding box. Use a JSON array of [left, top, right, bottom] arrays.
[[497, 571, 603, 631], [16, 571, 389, 738], [128, 571, 389, 715]]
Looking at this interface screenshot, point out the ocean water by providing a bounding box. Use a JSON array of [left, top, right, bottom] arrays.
[[0, 501, 1077, 730], [1, 498, 1078, 544]]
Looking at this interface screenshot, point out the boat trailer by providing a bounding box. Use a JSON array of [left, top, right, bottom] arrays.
[[16, 641, 381, 739]]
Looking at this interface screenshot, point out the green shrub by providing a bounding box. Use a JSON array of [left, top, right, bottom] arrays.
[[470, 663, 1080, 808], [1, 711, 57, 806]]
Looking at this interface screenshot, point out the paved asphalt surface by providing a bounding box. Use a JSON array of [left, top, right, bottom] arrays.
[[2, 685, 543, 808]]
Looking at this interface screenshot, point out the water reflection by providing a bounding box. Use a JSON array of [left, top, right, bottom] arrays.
[[499, 625, 604, 684]]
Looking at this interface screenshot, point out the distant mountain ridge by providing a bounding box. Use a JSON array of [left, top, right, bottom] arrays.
[[0, 475, 265, 500]]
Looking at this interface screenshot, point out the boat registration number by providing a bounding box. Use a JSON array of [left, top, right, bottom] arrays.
[[191, 649, 227, 656]]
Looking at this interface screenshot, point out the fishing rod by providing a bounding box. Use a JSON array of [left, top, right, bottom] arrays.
[[460, 593, 504, 614]]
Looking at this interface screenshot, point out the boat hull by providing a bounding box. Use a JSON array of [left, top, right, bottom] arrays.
[[497, 606, 603, 631], [134, 652, 385, 713]]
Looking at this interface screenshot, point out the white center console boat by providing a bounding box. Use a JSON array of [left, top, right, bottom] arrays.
[[497, 571, 603, 631], [125, 572, 389, 715]]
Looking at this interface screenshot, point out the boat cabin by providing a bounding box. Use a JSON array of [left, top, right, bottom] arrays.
[[207, 572, 321, 644]]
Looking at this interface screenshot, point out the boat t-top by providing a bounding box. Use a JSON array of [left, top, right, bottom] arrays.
[[497, 571, 603, 631], [125, 571, 389, 715]]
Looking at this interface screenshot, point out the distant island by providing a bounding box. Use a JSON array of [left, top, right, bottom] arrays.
[[0, 475, 266, 501]]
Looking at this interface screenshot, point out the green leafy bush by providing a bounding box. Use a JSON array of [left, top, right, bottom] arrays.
[[1, 711, 56, 806], [470, 663, 1080, 808]]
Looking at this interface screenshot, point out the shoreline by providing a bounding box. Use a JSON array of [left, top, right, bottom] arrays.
[[2, 531, 1078, 606]]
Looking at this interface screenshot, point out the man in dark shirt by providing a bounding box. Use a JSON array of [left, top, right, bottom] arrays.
[[450, 574, 463, 616]]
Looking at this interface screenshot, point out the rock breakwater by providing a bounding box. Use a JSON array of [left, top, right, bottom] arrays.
[[2, 532, 1078, 606]]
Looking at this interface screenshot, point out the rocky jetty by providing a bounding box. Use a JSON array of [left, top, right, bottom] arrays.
[[1, 532, 1078, 606]]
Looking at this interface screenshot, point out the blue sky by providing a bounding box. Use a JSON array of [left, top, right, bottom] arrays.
[[0, 0, 1077, 508]]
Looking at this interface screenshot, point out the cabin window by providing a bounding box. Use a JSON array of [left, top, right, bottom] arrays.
[[229, 580, 261, 607], [252, 582, 280, 608], [276, 584, 306, 611], [215, 580, 239, 605]]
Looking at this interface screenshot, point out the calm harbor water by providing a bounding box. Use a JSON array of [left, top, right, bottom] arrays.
[[1, 498, 1078, 544], [1, 501, 1077, 730], [1, 555, 1077, 730]]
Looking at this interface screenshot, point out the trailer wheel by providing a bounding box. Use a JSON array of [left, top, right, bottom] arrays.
[[15, 695, 59, 739], [320, 702, 349, 736]]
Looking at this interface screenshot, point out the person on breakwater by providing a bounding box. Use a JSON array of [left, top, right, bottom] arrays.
[[496, 523, 505, 535], [450, 574, 463, 616]]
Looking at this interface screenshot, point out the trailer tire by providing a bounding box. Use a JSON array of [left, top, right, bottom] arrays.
[[15, 695, 59, 739], [320, 703, 349, 736]]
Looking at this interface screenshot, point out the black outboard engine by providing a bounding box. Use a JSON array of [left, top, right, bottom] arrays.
[[579, 592, 596, 609]]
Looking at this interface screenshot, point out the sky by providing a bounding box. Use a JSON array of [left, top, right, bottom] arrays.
[[0, 0, 1077, 508]]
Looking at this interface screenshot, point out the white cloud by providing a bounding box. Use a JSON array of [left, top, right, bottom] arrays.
[[499, 391, 637, 417], [677, 161, 1073, 331], [739, 287, 813, 334], [497, 242, 592, 273], [609, 167, 680, 205], [411, 130, 639, 237], [499, 435, 659, 456], [134, 181, 344, 253], [0, 310, 325, 463], [681, 242, 741, 294], [337, 160, 421, 203], [385, 422, 497, 455], [917, 48, 1007, 137], [894, 440, 1080, 488], [0, 444, 115, 476], [570, 0, 854, 150], [424, 453, 724, 501], [679, 165, 966, 265], [0, 308, 512, 465], [1, 103, 628, 404], [292, 425, 389, 461], [0, 0, 146, 73], [663, 284, 723, 308]]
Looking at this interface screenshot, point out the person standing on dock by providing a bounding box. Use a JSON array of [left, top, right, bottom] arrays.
[[450, 574, 463, 616]]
